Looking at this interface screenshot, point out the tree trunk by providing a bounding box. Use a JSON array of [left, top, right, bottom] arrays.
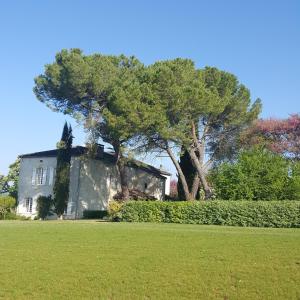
[[166, 147, 193, 200], [191, 175, 200, 199], [187, 148, 212, 199], [117, 158, 130, 201], [114, 143, 130, 201]]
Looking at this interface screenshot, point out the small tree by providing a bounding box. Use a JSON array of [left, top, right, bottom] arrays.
[[0, 175, 9, 195], [169, 179, 178, 199], [0, 196, 16, 220], [36, 195, 53, 220], [53, 122, 73, 217], [0, 159, 20, 200], [241, 114, 300, 160], [210, 148, 300, 200]]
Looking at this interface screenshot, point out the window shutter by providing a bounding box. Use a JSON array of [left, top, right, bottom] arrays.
[[32, 168, 36, 185], [49, 167, 54, 185], [42, 167, 47, 185]]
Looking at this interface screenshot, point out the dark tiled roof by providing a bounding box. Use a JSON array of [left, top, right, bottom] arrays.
[[19, 146, 171, 178], [19, 146, 88, 158]]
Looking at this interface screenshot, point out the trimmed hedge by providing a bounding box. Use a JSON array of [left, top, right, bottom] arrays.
[[115, 201, 300, 228], [83, 210, 108, 219]]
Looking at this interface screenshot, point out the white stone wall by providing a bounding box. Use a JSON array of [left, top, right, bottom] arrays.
[[161, 174, 170, 196], [17, 157, 57, 218], [126, 166, 165, 200], [17, 155, 166, 219]]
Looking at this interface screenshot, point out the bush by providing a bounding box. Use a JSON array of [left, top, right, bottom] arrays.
[[115, 200, 300, 228], [209, 148, 300, 200], [83, 210, 108, 219], [108, 201, 123, 221], [3, 212, 30, 220], [0, 196, 16, 220], [36, 195, 53, 220]]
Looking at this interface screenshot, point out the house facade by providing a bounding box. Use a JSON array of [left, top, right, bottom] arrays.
[[17, 146, 170, 219]]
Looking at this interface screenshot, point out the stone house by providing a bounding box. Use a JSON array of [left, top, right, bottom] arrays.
[[17, 145, 171, 219]]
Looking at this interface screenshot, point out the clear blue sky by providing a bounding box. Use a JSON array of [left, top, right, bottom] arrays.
[[0, 0, 299, 176]]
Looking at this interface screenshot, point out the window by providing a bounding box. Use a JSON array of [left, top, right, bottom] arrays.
[[32, 167, 47, 185], [25, 197, 33, 213], [144, 183, 148, 191], [36, 167, 44, 185]]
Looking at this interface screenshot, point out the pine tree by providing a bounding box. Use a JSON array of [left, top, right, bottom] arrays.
[[53, 122, 73, 217]]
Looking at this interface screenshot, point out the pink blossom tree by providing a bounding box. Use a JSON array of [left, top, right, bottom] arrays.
[[242, 114, 300, 160]]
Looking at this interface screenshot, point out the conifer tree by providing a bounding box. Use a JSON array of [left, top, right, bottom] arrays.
[[177, 150, 200, 200], [53, 122, 73, 217]]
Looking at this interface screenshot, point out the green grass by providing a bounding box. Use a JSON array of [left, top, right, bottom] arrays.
[[0, 221, 299, 299]]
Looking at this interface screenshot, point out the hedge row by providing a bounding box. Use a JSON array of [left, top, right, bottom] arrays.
[[115, 200, 300, 228], [83, 210, 108, 219]]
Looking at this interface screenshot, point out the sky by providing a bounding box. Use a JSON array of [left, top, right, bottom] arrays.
[[0, 0, 299, 176]]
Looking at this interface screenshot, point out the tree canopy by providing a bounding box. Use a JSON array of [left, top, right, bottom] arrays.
[[34, 49, 261, 200], [137, 61, 261, 199], [241, 114, 300, 160], [34, 49, 147, 199]]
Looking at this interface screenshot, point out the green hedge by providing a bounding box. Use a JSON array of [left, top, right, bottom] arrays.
[[116, 201, 300, 228], [83, 210, 108, 219]]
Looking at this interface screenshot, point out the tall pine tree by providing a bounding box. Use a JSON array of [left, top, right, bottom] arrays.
[[53, 122, 73, 217]]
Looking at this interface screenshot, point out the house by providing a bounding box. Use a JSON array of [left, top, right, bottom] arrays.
[[17, 145, 171, 219]]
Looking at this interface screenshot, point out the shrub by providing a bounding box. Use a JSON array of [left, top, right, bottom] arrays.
[[116, 200, 300, 228], [209, 148, 300, 200], [108, 201, 124, 221], [3, 212, 30, 220], [36, 195, 53, 220], [83, 210, 108, 219], [0, 196, 16, 220]]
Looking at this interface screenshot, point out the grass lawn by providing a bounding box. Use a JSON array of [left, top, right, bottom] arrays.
[[0, 221, 299, 299]]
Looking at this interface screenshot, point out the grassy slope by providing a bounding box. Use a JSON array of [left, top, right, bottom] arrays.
[[0, 221, 299, 300]]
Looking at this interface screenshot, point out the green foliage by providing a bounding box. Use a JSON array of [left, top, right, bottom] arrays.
[[0, 174, 9, 194], [139, 61, 261, 199], [108, 200, 123, 221], [53, 122, 73, 217], [1, 212, 29, 220], [0, 196, 16, 219], [36, 195, 53, 220], [210, 148, 300, 200], [0, 195, 16, 208], [0, 159, 20, 200], [34, 50, 262, 201], [116, 200, 300, 228], [82, 210, 108, 219], [34, 49, 147, 199], [6, 159, 20, 199]]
